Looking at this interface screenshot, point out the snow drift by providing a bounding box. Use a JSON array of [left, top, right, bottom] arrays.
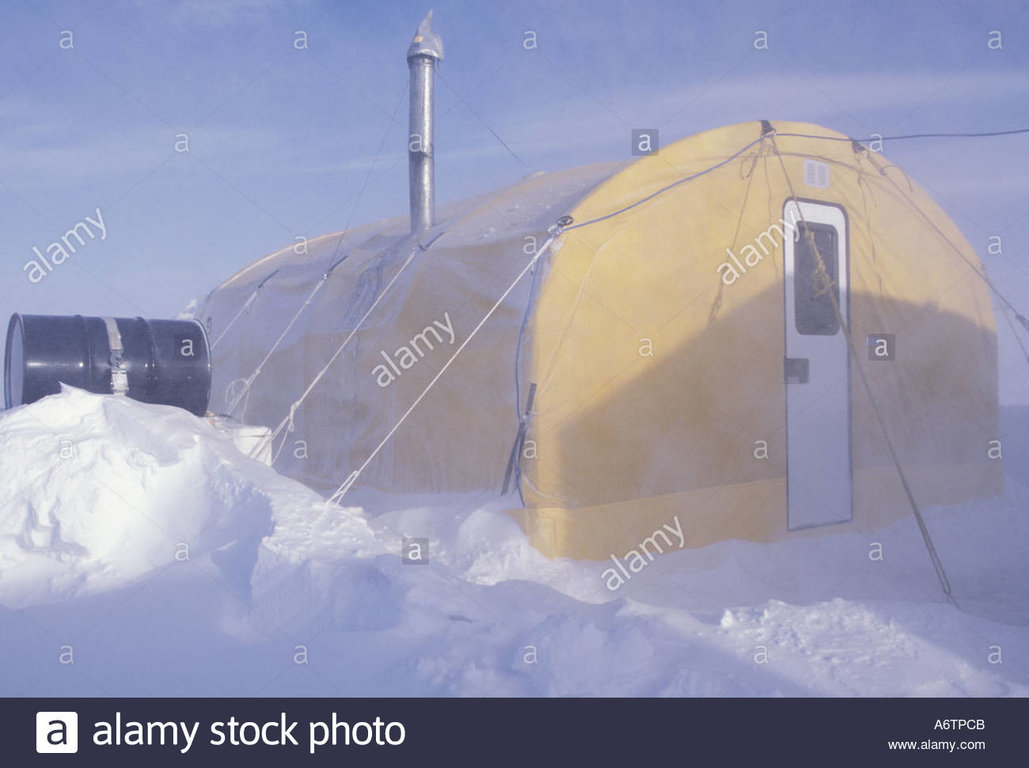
[[0, 386, 379, 608]]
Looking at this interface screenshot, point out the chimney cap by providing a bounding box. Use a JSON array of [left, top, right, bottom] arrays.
[[407, 9, 444, 62]]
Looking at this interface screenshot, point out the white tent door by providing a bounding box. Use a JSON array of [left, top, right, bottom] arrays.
[[783, 200, 852, 530]]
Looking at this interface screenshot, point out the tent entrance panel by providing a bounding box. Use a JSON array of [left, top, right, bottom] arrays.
[[783, 199, 852, 530]]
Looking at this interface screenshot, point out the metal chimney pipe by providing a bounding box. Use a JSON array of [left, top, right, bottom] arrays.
[[407, 10, 444, 234]]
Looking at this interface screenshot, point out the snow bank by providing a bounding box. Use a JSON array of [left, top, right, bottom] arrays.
[[0, 386, 377, 609]]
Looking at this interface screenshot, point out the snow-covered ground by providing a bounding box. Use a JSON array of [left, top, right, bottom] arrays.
[[1, 386, 1026, 696]]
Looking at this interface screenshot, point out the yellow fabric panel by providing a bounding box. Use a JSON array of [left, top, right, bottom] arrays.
[[518, 462, 1000, 561]]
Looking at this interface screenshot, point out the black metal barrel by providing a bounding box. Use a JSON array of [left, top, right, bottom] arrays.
[[4, 314, 211, 416]]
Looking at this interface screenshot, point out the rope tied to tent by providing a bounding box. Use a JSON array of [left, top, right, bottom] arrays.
[[783, 127, 1029, 143], [264, 401, 299, 465], [247, 238, 428, 464], [210, 268, 281, 351], [562, 136, 768, 232], [223, 377, 251, 419], [224, 253, 353, 417], [708, 139, 768, 326], [326, 221, 569, 505]]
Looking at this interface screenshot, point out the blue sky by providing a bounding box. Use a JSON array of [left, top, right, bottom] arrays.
[[2, 0, 1029, 397]]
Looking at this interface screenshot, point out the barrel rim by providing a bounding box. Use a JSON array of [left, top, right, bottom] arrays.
[[4, 313, 24, 409]]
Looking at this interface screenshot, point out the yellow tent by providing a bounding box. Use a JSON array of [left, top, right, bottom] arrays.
[[198, 120, 1001, 560]]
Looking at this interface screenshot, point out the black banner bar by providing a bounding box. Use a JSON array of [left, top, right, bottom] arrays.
[[4, 697, 1024, 765]]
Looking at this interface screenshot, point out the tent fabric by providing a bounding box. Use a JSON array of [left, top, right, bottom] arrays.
[[198, 121, 1001, 560]]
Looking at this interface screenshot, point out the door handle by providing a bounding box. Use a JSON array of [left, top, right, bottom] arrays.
[[785, 357, 809, 384]]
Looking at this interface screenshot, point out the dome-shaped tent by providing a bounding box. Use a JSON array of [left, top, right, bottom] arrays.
[[198, 120, 1001, 560]]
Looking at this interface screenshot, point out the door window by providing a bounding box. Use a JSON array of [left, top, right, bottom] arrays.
[[794, 222, 840, 336]]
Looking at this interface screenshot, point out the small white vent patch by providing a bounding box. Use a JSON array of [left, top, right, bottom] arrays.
[[803, 159, 830, 189]]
